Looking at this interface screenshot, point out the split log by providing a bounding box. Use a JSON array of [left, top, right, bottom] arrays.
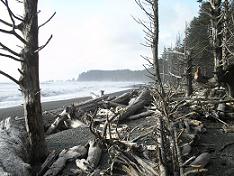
[[118, 88, 151, 121], [46, 107, 87, 135], [112, 90, 137, 105], [0, 117, 31, 176], [45, 109, 69, 135], [37, 150, 58, 176], [76, 140, 102, 173], [74, 95, 109, 114], [127, 110, 154, 121], [43, 145, 87, 176]]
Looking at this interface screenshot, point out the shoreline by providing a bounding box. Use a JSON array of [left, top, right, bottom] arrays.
[[0, 89, 131, 121]]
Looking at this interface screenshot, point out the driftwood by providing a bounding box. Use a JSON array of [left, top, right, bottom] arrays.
[[118, 88, 151, 121], [76, 140, 102, 172], [37, 150, 58, 176], [73, 95, 109, 116], [43, 145, 87, 176], [127, 110, 154, 121], [112, 90, 137, 105], [109, 146, 158, 176], [101, 89, 151, 138], [46, 109, 70, 135], [46, 106, 89, 135], [0, 117, 31, 176]]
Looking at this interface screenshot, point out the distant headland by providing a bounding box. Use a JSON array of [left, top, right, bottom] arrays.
[[77, 69, 150, 82]]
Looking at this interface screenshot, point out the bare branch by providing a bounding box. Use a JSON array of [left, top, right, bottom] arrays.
[[135, 0, 154, 20], [0, 18, 13, 27], [0, 69, 19, 84], [132, 16, 153, 34], [0, 52, 23, 62], [140, 55, 153, 65], [4, 0, 16, 26], [0, 28, 27, 44], [140, 42, 151, 48], [34, 34, 53, 53], [143, 64, 155, 76], [0, 42, 21, 57], [0, 0, 24, 22], [39, 12, 56, 29]]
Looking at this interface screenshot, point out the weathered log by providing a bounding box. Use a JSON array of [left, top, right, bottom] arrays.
[[112, 90, 137, 105], [0, 117, 31, 176], [43, 145, 87, 176], [37, 150, 58, 176], [101, 89, 151, 138], [76, 140, 102, 173], [69, 95, 109, 119], [118, 88, 151, 121], [127, 110, 154, 121], [45, 109, 69, 135], [46, 107, 87, 135]]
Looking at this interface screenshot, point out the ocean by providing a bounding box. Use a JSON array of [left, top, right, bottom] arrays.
[[0, 81, 143, 109]]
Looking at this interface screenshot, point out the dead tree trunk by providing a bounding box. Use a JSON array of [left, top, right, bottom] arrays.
[[152, 0, 165, 97], [209, 0, 223, 79], [18, 0, 48, 162], [134, 0, 165, 96], [0, 0, 54, 162], [185, 51, 193, 96]]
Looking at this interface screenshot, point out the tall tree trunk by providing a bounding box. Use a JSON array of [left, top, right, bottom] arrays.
[[210, 0, 223, 79], [19, 0, 48, 162], [152, 0, 165, 97], [185, 52, 193, 96]]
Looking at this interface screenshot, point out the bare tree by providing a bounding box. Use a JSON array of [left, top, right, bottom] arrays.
[[134, 0, 165, 96], [0, 0, 55, 162]]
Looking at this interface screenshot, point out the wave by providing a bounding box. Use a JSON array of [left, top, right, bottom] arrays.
[[0, 81, 143, 109]]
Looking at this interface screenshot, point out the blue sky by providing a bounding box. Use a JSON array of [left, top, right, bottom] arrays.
[[0, 0, 199, 82]]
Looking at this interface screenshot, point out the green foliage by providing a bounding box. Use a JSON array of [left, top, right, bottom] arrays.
[[185, 2, 214, 76]]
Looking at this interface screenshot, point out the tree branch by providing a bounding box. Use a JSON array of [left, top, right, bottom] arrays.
[[0, 52, 23, 62], [0, 28, 27, 44], [34, 34, 53, 53], [0, 0, 24, 22], [0, 42, 21, 57], [0, 18, 13, 27], [39, 12, 56, 29], [0, 69, 19, 84]]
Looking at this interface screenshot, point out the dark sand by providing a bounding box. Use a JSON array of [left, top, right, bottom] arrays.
[[0, 89, 134, 154]]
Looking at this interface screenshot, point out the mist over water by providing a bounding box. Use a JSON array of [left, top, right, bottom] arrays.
[[0, 81, 142, 109]]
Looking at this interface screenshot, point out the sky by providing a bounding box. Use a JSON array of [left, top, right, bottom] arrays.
[[0, 0, 199, 82]]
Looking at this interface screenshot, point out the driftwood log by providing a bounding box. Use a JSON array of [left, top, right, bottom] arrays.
[[118, 88, 151, 121], [102, 89, 151, 138], [112, 90, 137, 105], [0, 117, 31, 176], [76, 140, 102, 173], [43, 145, 87, 176]]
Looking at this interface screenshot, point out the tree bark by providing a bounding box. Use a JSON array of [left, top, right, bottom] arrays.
[[19, 0, 48, 162], [185, 52, 193, 96], [152, 0, 165, 97], [210, 0, 223, 79]]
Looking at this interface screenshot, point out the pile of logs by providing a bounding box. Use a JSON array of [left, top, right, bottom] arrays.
[[44, 88, 152, 136], [39, 88, 160, 175]]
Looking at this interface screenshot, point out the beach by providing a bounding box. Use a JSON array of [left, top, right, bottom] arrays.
[[0, 89, 130, 121]]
